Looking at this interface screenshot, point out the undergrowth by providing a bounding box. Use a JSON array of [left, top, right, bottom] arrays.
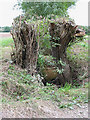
[[67, 36, 88, 85], [1, 36, 88, 110], [1, 64, 88, 109], [67, 36, 88, 64]]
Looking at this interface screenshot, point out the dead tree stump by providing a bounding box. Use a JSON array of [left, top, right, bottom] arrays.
[[11, 19, 39, 75], [49, 20, 78, 86]]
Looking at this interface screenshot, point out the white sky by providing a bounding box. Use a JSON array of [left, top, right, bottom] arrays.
[[0, 0, 22, 27], [0, 0, 89, 27], [68, 0, 89, 26]]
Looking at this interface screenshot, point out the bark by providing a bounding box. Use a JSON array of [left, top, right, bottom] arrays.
[[11, 19, 39, 75], [49, 20, 77, 86]]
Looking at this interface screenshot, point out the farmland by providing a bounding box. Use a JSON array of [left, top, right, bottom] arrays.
[[0, 32, 11, 38]]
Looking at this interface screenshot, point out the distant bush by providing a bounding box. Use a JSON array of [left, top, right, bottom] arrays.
[[0, 26, 11, 32], [3, 26, 11, 32], [80, 26, 90, 35]]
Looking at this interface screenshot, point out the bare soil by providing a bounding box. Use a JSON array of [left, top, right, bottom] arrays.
[[1, 99, 88, 118], [0, 32, 11, 38]]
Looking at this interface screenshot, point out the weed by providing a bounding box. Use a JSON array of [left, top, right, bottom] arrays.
[[36, 97, 41, 100], [84, 82, 90, 88], [67, 38, 88, 63], [1, 61, 88, 110], [8, 65, 15, 70], [59, 103, 73, 109], [2, 98, 7, 103]]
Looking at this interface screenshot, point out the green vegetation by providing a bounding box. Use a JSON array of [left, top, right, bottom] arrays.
[[0, 38, 14, 47], [67, 36, 88, 64], [0, 0, 88, 111], [0, 26, 11, 32], [0, 36, 88, 110], [18, 2, 75, 19], [81, 26, 90, 35], [66, 36, 88, 85], [1, 63, 88, 108]]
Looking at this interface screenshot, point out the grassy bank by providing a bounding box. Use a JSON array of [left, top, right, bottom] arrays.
[[0, 35, 88, 110]]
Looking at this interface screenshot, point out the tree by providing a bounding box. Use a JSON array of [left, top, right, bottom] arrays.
[[11, 0, 83, 86], [48, 20, 77, 86], [81, 26, 90, 35], [11, 19, 39, 75], [17, 1, 76, 18], [3, 26, 11, 32]]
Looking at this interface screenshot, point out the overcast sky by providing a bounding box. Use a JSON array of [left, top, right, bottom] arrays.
[[0, 0, 89, 27]]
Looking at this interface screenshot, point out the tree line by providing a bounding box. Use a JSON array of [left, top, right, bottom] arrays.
[[0, 26, 11, 32]]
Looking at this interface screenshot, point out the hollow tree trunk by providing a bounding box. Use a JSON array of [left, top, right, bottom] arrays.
[[11, 19, 39, 75], [49, 20, 77, 86]]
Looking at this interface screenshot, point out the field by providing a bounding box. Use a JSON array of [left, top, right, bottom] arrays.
[[0, 32, 11, 38], [0, 34, 88, 118]]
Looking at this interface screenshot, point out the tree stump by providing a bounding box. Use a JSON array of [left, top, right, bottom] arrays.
[[11, 18, 39, 75], [49, 20, 78, 86]]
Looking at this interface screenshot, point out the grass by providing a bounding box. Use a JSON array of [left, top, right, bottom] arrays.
[[0, 38, 14, 47], [67, 37, 88, 64], [0, 37, 14, 60]]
